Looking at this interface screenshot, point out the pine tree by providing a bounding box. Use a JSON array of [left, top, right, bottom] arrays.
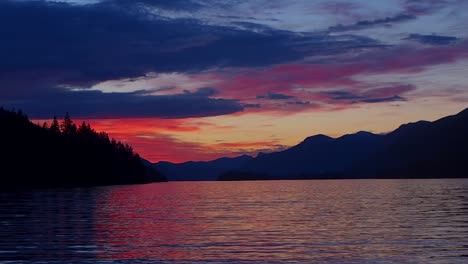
[[61, 112, 77, 135], [50, 116, 60, 134]]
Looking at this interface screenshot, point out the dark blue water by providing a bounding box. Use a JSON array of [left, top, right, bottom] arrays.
[[1, 179, 467, 263]]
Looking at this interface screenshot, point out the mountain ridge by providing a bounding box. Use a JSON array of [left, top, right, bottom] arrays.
[[153, 154, 253, 181], [222, 107, 468, 180], [151, 107, 468, 181]]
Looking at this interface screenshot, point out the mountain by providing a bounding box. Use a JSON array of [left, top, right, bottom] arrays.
[[357, 108, 468, 178], [0, 107, 165, 190], [153, 155, 253, 181], [220, 108, 468, 180], [239, 131, 384, 177]]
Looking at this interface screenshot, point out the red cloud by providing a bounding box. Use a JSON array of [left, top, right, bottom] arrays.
[[82, 118, 202, 134], [111, 133, 220, 163]]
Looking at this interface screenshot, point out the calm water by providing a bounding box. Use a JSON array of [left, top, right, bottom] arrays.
[[1, 179, 467, 264]]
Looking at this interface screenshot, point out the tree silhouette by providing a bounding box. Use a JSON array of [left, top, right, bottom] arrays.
[[0, 108, 165, 190], [61, 112, 77, 135], [50, 116, 60, 134]]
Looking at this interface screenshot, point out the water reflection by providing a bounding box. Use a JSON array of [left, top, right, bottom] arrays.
[[0, 189, 98, 262], [1, 180, 468, 263]]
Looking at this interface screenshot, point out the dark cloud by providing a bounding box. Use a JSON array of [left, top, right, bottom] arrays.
[[152, 86, 177, 92], [0, 0, 382, 86], [321, 88, 409, 104], [0, 0, 384, 118], [1, 88, 244, 119], [403, 0, 453, 15], [360, 95, 406, 103], [286, 100, 312, 105], [242, 103, 261, 108], [322, 91, 363, 100], [328, 13, 416, 32], [184, 87, 219, 96], [256, 93, 295, 100], [231, 21, 275, 31], [404, 34, 459, 45], [106, 0, 204, 10]]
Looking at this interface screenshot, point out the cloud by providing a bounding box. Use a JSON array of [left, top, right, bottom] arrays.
[[215, 40, 468, 99], [242, 103, 261, 108], [0, 0, 389, 119], [74, 115, 291, 162], [106, 0, 204, 11], [256, 92, 295, 100], [1, 88, 244, 119], [287, 100, 311, 105], [1, 0, 466, 120], [360, 95, 405, 103], [107, 132, 219, 163], [64, 118, 203, 134], [404, 34, 459, 45], [402, 0, 454, 15], [320, 2, 358, 16], [320, 85, 415, 104], [324, 91, 406, 103], [184, 87, 219, 96], [184, 39, 468, 115], [328, 13, 416, 32], [62, 117, 215, 162], [0, 0, 382, 87], [322, 91, 363, 100]]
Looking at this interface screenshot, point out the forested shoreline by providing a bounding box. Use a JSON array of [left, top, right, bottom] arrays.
[[0, 107, 165, 190]]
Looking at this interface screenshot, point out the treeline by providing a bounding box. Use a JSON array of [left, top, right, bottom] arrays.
[[0, 107, 165, 190]]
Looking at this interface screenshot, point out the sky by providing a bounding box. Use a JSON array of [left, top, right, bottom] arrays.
[[1, 0, 468, 162]]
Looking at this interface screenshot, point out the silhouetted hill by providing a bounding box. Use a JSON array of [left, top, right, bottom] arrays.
[[358, 108, 468, 178], [153, 155, 253, 181], [239, 131, 384, 177], [0, 107, 165, 190], [220, 108, 468, 180]]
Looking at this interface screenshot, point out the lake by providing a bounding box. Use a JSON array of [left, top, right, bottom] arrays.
[[1, 179, 467, 263]]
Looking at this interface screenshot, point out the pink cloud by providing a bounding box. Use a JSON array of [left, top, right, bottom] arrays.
[[193, 40, 468, 114]]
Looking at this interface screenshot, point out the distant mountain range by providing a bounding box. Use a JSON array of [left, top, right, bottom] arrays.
[[153, 155, 253, 181], [152, 108, 468, 180]]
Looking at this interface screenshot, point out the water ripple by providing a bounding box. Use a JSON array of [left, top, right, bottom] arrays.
[[1, 179, 468, 263]]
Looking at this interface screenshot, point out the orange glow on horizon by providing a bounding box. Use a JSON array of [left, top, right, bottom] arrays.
[[33, 102, 467, 163]]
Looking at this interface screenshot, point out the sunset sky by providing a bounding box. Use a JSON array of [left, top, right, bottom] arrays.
[[1, 0, 468, 162]]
